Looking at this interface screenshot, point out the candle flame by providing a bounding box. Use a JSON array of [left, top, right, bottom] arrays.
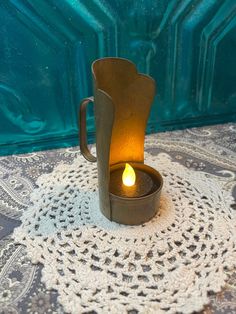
[[122, 163, 136, 186]]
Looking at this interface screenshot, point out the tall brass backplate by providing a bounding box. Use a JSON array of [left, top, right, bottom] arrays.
[[92, 58, 155, 165], [80, 58, 156, 221]]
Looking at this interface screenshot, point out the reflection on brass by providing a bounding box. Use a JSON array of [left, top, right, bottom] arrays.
[[92, 58, 155, 165]]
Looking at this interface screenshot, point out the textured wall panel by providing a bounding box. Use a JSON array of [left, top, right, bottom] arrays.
[[0, 0, 235, 155]]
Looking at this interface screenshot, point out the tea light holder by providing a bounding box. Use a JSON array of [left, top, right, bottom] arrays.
[[79, 57, 163, 225]]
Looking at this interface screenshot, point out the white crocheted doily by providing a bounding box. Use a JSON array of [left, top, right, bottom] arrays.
[[13, 148, 236, 314]]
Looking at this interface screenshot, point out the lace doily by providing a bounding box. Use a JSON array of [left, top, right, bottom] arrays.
[[13, 147, 236, 314]]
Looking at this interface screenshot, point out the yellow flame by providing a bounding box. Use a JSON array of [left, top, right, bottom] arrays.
[[122, 163, 136, 187]]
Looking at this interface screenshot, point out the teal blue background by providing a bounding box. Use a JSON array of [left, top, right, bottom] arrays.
[[0, 0, 236, 155]]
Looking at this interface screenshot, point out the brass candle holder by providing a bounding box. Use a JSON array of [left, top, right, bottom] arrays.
[[79, 57, 163, 225]]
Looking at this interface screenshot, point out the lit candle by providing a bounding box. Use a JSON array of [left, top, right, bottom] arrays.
[[122, 163, 136, 186], [109, 163, 154, 198]]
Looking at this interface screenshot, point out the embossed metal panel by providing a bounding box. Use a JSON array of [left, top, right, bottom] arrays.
[[0, 0, 236, 155]]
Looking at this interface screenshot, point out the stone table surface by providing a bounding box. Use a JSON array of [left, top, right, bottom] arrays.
[[0, 123, 236, 314]]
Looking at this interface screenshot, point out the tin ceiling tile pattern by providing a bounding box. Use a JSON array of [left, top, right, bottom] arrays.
[[0, 0, 235, 155]]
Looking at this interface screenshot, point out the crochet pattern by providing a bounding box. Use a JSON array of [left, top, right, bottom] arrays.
[[13, 147, 236, 314]]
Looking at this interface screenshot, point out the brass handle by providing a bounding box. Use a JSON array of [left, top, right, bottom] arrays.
[[79, 97, 97, 162]]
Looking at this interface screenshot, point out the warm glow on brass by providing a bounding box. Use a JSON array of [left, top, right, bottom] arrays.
[[122, 163, 136, 186], [79, 58, 162, 225]]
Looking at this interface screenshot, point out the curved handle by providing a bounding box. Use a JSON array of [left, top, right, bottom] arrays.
[[79, 97, 97, 162]]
